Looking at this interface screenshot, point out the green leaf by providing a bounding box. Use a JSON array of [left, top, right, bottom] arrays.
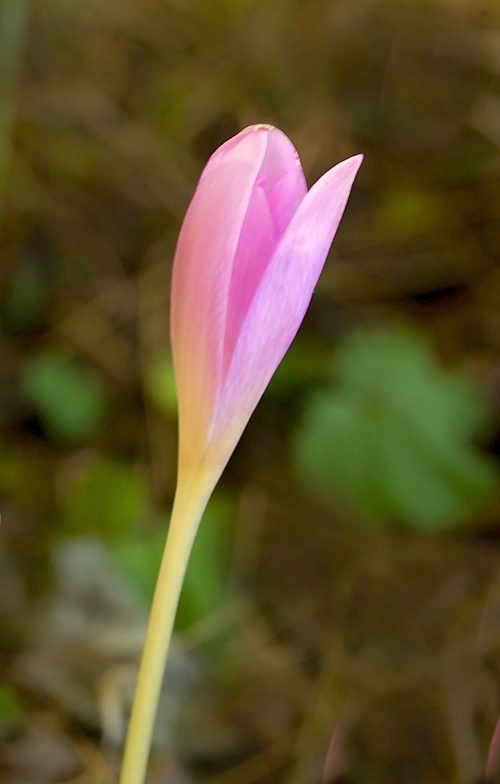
[[176, 497, 233, 631], [294, 329, 498, 531], [20, 352, 108, 443], [113, 524, 165, 605], [61, 457, 149, 539], [0, 685, 23, 724], [144, 351, 177, 415]]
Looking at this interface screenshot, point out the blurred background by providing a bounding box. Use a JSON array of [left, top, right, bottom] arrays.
[[0, 1, 499, 782]]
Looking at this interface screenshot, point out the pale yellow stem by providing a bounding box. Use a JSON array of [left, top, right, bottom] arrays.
[[119, 464, 218, 784]]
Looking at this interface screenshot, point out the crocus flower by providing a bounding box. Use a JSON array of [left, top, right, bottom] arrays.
[[120, 125, 361, 784], [171, 124, 362, 486]]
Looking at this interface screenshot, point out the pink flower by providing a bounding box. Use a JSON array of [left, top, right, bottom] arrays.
[[171, 124, 362, 484]]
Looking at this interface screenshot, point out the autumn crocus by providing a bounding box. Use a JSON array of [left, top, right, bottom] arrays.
[[120, 125, 362, 784]]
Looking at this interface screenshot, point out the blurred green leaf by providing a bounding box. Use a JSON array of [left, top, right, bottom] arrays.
[[177, 497, 233, 631], [61, 457, 149, 539], [144, 351, 177, 416], [294, 329, 497, 530], [0, 685, 23, 724], [113, 524, 165, 606], [20, 352, 108, 443]]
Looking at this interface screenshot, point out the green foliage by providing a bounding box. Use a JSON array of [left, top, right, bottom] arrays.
[[113, 523, 165, 607], [176, 497, 233, 631], [0, 685, 23, 724], [60, 457, 149, 539], [144, 351, 177, 416], [112, 498, 233, 630], [20, 352, 108, 443], [294, 329, 497, 531]]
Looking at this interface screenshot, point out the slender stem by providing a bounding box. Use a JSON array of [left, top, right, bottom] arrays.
[[119, 465, 217, 784]]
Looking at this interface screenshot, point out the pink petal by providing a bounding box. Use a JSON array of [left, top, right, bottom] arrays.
[[221, 127, 307, 376], [256, 127, 308, 236], [171, 131, 267, 464], [223, 183, 276, 376], [199, 126, 262, 180], [204, 126, 306, 222], [212, 154, 363, 459], [267, 166, 308, 238]]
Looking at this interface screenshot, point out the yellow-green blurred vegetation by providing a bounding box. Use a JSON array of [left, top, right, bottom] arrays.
[[0, 1, 499, 782]]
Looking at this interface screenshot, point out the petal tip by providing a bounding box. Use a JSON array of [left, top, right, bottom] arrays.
[[343, 153, 364, 172], [326, 153, 363, 189]]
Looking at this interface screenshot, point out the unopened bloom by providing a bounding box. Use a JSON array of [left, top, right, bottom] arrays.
[[120, 128, 361, 784], [171, 124, 362, 485]]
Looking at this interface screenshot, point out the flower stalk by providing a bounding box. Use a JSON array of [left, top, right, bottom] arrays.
[[119, 462, 219, 784]]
